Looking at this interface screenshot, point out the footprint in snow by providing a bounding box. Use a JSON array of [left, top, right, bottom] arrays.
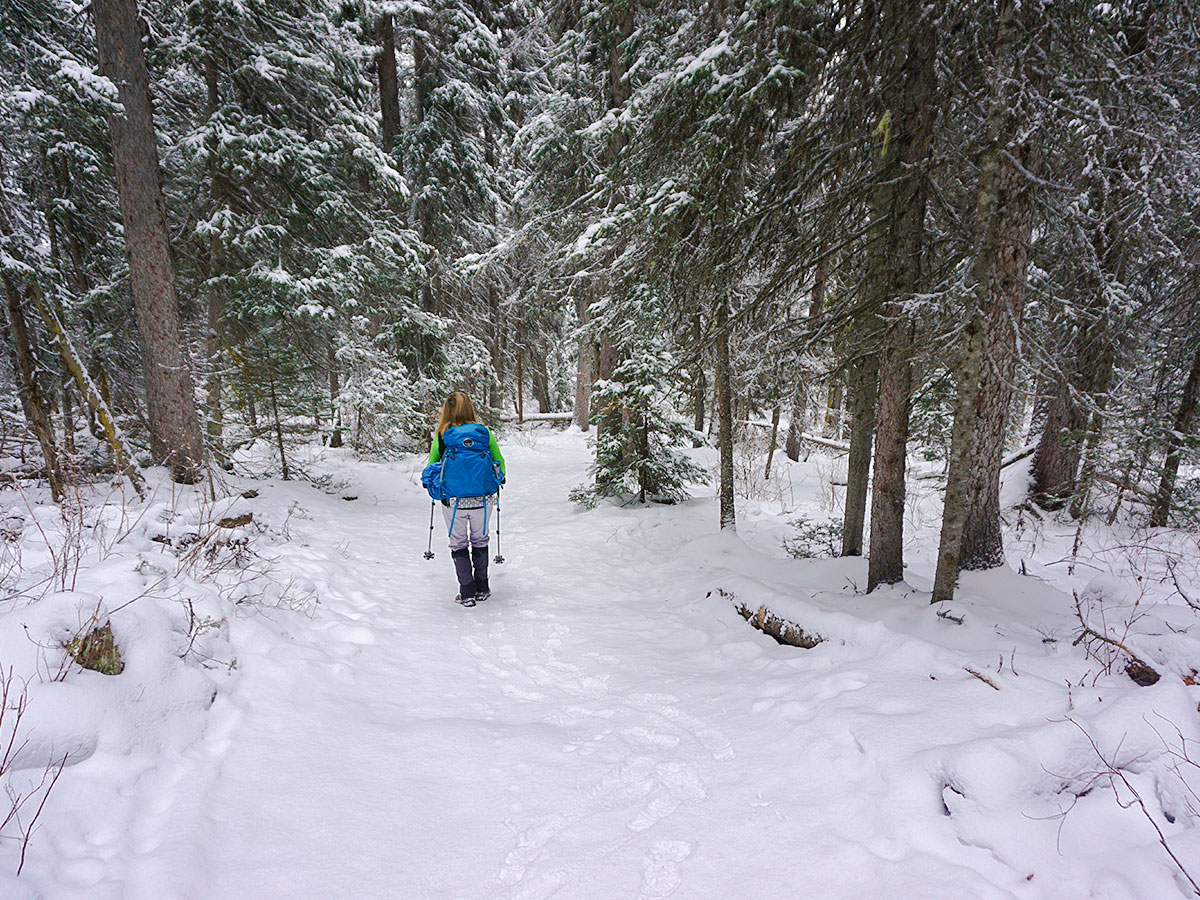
[[639, 840, 693, 900], [628, 693, 735, 762]]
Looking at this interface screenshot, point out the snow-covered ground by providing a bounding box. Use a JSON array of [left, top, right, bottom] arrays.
[[1, 428, 1199, 899]]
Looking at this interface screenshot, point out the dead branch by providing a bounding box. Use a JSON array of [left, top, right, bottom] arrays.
[[963, 666, 1000, 690]]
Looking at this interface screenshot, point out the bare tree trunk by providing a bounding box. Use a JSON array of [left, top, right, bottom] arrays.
[[378, 13, 401, 156], [2, 275, 63, 500], [573, 292, 593, 431], [715, 299, 736, 531], [823, 379, 844, 439], [785, 385, 804, 462], [327, 334, 343, 448], [1030, 375, 1084, 506], [1150, 341, 1200, 526], [842, 354, 877, 556], [93, 0, 204, 483], [203, 54, 229, 471], [765, 405, 781, 480], [268, 374, 289, 480], [30, 287, 145, 496], [489, 282, 504, 410], [932, 0, 1043, 601], [595, 331, 620, 440], [692, 314, 705, 446], [532, 349, 552, 413], [516, 345, 525, 423], [867, 0, 939, 592]]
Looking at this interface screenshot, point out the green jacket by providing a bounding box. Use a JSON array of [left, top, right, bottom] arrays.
[[428, 426, 506, 478]]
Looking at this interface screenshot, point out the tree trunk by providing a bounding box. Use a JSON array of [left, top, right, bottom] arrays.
[[842, 354, 877, 556], [2, 275, 63, 501], [692, 314, 705, 446], [378, 13, 401, 155], [573, 292, 593, 431], [932, 0, 1043, 602], [1150, 341, 1200, 526], [785, 385, 804, 462], [1030, 374, 1085, 506], [765, 405, 781, 480], [867, 0, 939, 592], [715, 300, 736, 531], [31, 287, 145, 496], [489, 281, 504, 410], [203, 54, 229, 471], [93, 0, 204, 483], [268, 374, 289, 480], [532, 349, 552, 413], [824, 379, 844, 439], [327, 334, 343, 448], [595, 331, 620, 442]]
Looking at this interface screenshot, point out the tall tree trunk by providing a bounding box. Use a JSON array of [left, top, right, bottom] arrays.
[[1031, 305, 1117, 509], [932, 0, 1043, 602], [93, 0, 204, 483], [764, 405, 781, 480], [2, 275, 63, 501], [378, 13, 401, 156], [842, 354, 877, 556], [268, 374, 289, 480], [573, 325, 593, 431], [327, 333, 343, 448], [785, 384, 805, 462], [489, 282, 504, 410], [532, 349, 552, 413], [412, 21, 437, 319], [204, 53, 229, 471], [715, 299, 736, 531], [692, 314, 705, 446], [1029, 373, 1085, 506], [823, 380, 844, 439], [1150, 341, 1200, 526], [31, 287, 146, 497], [867, 0, 939, 592]]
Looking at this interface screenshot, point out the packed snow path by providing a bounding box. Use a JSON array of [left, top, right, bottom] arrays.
[[42, 431, 1197, 899]]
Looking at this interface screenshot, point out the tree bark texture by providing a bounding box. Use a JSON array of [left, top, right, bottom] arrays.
[[327, 334, 343, 448], [378, 13, 401, 155], [785, 386, 804, 462], [31, 288, 146, 496], [932, 0, 1044, 602], [842, 355, 877, 556], [204, 54, 229, 470], [715, 300, 736, 531], [1150, 341, 1200, 526], [2, 275, 64, 501], [866, 0, 939, 592], [93, 0, 204, 482], [1030, 303, 1117, 508]]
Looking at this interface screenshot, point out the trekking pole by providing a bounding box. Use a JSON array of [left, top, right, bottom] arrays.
[[494, 484, 505, 564], [423, 500, 436, 560]]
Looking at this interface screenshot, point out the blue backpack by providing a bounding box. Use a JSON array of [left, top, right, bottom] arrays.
[[421, 423, 503, 502]]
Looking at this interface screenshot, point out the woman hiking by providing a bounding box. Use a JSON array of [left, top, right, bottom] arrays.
[[424, 392, 506, 607]]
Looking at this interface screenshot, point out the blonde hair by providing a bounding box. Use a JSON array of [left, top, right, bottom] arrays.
[[436, 391, 480, 435]]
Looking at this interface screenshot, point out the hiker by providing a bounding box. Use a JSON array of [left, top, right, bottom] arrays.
[[424, 391, 506, 607]]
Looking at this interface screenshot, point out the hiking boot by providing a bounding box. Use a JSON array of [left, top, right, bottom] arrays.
[[472, 545, 490, 601], [452, 547, 476, 605]]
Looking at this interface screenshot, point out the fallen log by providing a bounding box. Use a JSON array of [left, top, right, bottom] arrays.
[[711, 587, 824, 649]]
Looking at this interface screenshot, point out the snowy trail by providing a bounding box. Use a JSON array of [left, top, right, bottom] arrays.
[[124, 436, 757, 899], [50, 430, 1191, 899]]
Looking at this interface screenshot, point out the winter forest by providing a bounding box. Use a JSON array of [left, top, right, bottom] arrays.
[[1, 0, 1200, 896]]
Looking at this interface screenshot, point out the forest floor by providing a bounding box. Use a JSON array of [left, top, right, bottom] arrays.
[[2, 428, 1200, 899]]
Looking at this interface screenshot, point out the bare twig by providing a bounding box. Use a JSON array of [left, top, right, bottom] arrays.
[[1066, 718, 1200, 897], [963, 666, 1000, 690]]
